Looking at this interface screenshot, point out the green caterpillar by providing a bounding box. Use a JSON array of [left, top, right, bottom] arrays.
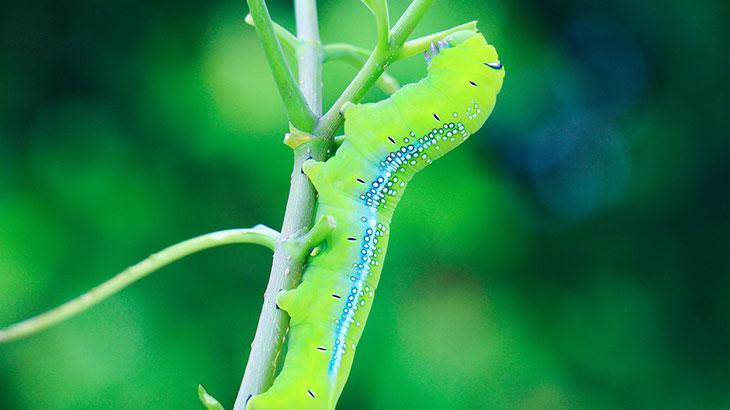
[[248, 30, 504, 410]]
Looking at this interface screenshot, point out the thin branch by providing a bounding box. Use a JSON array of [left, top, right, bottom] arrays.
[[0, 226, 280, 344], [324, 43, 400, 95], [323, 42, 370, 61], [293, 0, 323, 115], [246, 0, 316, 131], [234, 0, 328, 408]]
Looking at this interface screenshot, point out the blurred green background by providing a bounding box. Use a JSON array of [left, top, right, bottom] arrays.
[[1, 0, 728, 408]]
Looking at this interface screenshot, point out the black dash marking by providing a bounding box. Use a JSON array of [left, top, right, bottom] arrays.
[[356, 178, 365, 184], [433, 113, 441, 121], [387, 136, 396, 144], [485, 62, 503, 69], [332, 294, 342, 299], [275, 304, 280, 310], [469, 80, 478, 86], [245, 395, 253, 404], [317, 346, 327, 351], [308, 390, 316, 398], [347, 237, 357, 241]]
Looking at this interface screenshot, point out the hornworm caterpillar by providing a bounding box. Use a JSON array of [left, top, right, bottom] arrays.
[[248, 30, 504, 410]]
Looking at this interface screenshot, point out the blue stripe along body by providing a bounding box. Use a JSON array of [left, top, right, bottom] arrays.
[[247, 30, 504, 410]]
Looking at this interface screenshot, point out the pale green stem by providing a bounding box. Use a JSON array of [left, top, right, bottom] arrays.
[[0, 225, 280, 344], [245, 0, 316, 131], [323, 42, 370, 61]]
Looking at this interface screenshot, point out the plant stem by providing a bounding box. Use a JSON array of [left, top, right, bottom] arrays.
[[0, 226, 280, 344], [293, 0, 323, 114], [245, 0, 316, 131], [234, 1, 326, 408]]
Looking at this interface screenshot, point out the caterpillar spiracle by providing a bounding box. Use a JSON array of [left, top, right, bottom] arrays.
[[248, 30, 505, 410]]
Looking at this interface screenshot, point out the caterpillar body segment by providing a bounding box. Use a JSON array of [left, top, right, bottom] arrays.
[[247, 30, 504, 410]]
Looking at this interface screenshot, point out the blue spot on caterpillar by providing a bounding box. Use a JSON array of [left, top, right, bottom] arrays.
[[246, 30, 504, 410]]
